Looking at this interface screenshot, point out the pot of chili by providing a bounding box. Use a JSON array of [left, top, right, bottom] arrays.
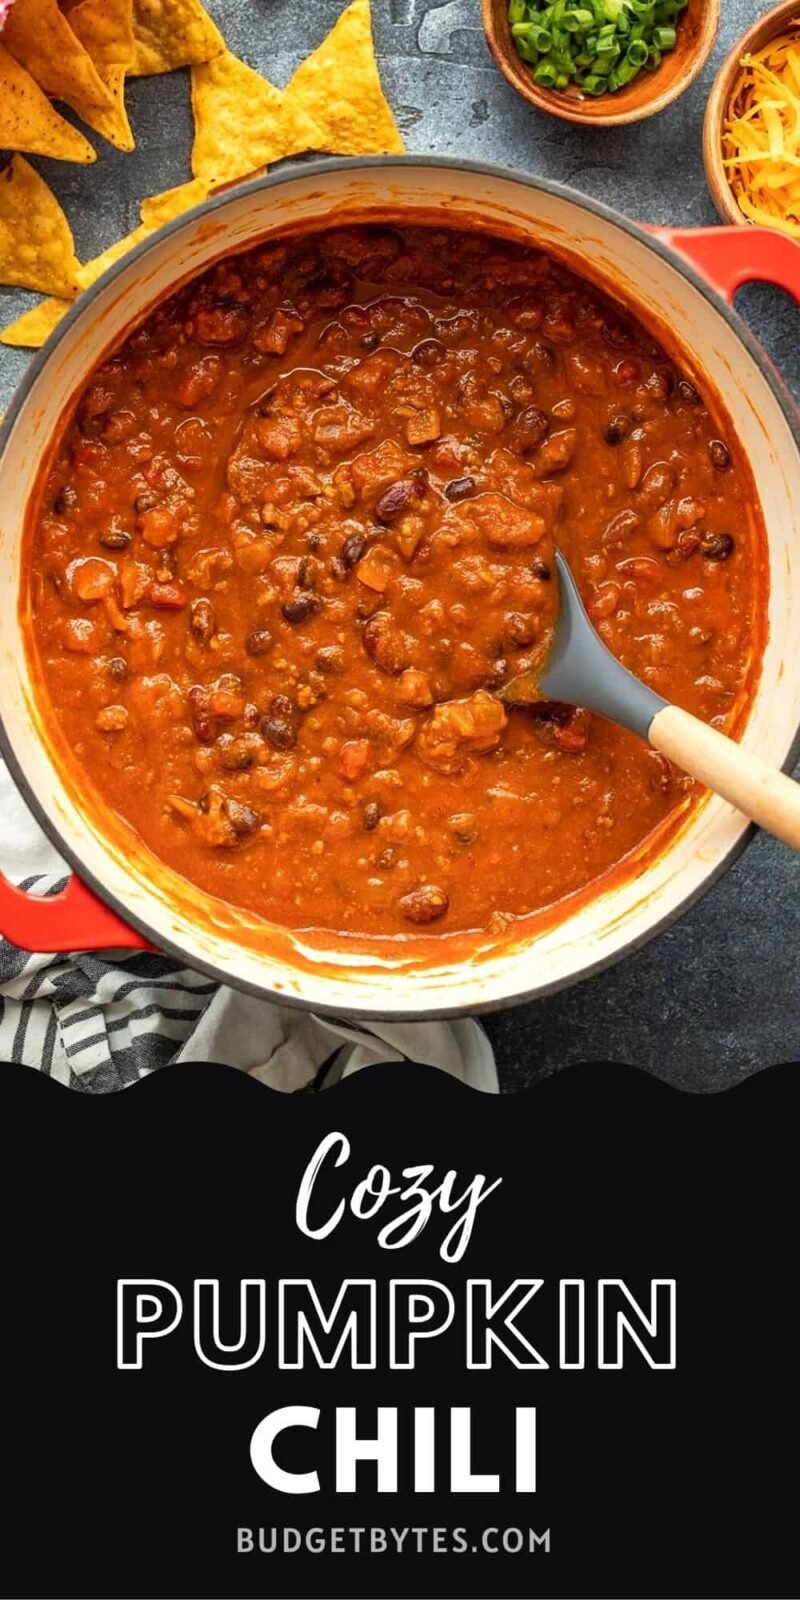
[[0, 159, 798, 1018]]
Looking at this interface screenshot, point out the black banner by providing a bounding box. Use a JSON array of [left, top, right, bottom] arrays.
[[1, 1060, 796, 1599]]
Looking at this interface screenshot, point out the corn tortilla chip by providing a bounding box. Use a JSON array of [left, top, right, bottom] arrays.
[[0, 154, 81, 297], [1, 224, 151, 348], [0, 295, 72, 348], [190, 50, 319, 184], [4, 0, 115, 124], [67, 0, 136, 153], [130, 0, 224, 77], [75, 222, 153, 292], [138, 175, 210, 228], [0, 43, 96, 161], [1, 172, 224, 348], [282, 0, 404, 158]]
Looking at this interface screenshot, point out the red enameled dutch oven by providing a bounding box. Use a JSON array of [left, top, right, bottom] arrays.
[[0, 159, 799, 1018]]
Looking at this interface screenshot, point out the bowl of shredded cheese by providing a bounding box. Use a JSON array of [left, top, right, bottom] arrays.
[[704, 0, 800, 236]]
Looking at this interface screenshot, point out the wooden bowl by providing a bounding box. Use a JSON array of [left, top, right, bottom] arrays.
[[482, 0, 719, 126], [703, 0, 799, 226]]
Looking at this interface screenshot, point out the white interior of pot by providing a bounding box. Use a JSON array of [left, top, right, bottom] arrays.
[[1, 162, 798, 1015]]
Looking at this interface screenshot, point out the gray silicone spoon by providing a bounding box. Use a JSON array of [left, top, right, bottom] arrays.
[[500, 549, 800, 850]]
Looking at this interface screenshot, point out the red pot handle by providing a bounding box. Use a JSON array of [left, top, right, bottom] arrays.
[[0, 870, 151, 954], [650, 224, 800, 306]]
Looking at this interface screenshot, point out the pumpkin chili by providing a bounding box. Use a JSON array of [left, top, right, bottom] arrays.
[[24, 224, 766, 940]]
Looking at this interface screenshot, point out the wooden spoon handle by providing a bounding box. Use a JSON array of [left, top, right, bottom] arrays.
[[650, 705, 800, 850]]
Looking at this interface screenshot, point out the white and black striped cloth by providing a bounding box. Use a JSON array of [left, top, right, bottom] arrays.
[[0, 881, 497, 1091], [0, 872, 218, 1088]]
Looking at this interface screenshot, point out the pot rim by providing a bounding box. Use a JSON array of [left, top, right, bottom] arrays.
[[1, 154, 799, 1021]]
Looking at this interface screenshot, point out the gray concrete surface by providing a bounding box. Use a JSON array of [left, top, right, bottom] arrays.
[[1, 0, 797, 1088]]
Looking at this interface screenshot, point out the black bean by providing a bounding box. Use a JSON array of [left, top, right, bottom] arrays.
[[398, 884, 450, 924], [531, 557, 551, 581], [676, 378, 701, 407], [511, 405, 550, 453], [341, 532, 366, 568], [134, 490, 158, 514], [708, 438, 731, 471], [99, 528, 131, 550], [283, 592, 320, 623], [443, 475, 476, 503], [191, 598, 216, 643], [363, 801, 381, 832], [701, 531, 734, 561], [412, 338, 447, 368], [246, 628, 273, 657], [224, 798, 260, 835], [316, 645, 345, 674], [107, 656, 127, 682], [604, 414, 630, 446], [375, 479, 416, 523], [260, 716, 296, 751], [298, 556, 318, 590], [53, 485, 77, 514], [360, 331, 380, 351]]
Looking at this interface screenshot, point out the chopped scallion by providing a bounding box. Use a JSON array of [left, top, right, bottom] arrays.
[[507, 0, 684, 97]]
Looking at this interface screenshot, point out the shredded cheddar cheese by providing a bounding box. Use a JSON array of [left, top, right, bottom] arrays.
[[722, 23, 800, 238]]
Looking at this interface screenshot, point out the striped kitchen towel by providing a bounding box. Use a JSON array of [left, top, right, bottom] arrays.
[[0, 767, 498, 1094]]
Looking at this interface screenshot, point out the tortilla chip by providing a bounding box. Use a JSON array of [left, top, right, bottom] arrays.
[[0, 42, 96, 161], [190, 50, 319, 184], [76, 222, 154, 291], [0, 154, 81, 297], [1, 214, 167, 346], [67, 0, 136, 153], [3, 0, 114, 125], [0, 221, 155, 348], [130, 0, 224, 77], [282, 0, 404, 158], [0, 295, 72, 348], [138, 175, 210, 228]]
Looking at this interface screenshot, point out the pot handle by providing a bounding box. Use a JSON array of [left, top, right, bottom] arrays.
[[0, 870, 152, 954], [651, 225, 800, 306]]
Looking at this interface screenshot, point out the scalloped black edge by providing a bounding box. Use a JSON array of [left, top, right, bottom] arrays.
[[0, 1055, 797, 1100]]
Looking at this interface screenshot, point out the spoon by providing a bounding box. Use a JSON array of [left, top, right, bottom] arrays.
[[500, 549, 800, 850]]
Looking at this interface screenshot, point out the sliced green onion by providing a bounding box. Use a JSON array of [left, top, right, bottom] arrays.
[[507, 0, 684, 96], [615, 56, 641, 84], [533, 58, 559, 84]]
